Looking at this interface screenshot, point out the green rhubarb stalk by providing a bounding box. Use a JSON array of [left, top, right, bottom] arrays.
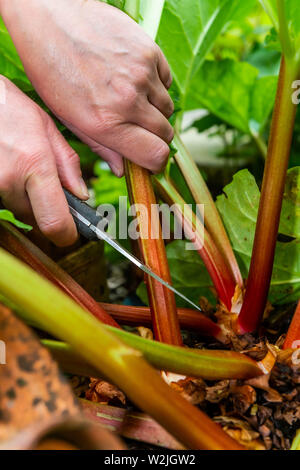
[[238, 19, 300, 333], [173, 133, 243, 289], [155, 174, 236, 311], [0, 247, 242, 449], [43, 338, 263, 382], [291, 430, 300, 450]]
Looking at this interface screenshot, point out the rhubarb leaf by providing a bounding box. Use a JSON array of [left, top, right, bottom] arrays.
[[0, 18, 32, 89], [0, 210, 32, 231], [142, 169, 300, 308], [186, 59, 277, 136], [216, 169, 300, 305], [156, 0, 257, 110], [260, 0, 300, 56]]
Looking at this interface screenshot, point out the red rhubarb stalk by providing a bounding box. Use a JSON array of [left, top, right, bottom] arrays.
[[238, 57, 299, 333], [80, 400, 183, 450], [0, 221, 119, 328], [283, 301, 300, 350], [99, 303, 225, 341], [125, 162, 182, 345], [173, 133, 243, 289], [155, 175, 236, 311]]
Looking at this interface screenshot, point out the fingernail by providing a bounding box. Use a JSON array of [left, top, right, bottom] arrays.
[[79, 177, 90, 199], [110, 163, 124, 178]]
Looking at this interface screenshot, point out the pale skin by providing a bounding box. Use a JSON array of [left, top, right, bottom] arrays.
[[0, 0, 174, 246]]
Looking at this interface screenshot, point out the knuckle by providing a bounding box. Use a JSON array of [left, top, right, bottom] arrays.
[[25, 152, 53, 180], [0, 170, 15, 194], [121, 85, 139, 109], [165, 99, 175, 118], [64, 149, 80, 167], [132, 65, 151, 88], [142, 45, 157, 64], [91, 108, 121, 136], [39, 216, 69, 239], [166, 125, 174, 143]]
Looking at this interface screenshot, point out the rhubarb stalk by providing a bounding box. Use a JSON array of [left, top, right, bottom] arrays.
[[238, 57, 299, 333], [43, 338, 263, 381], [99, 303, 225, 340], [173, 133, 243, 289], [283, 301, 300, 350], [0, 221, 119, 328], [80, 400, 183, 450], [155, 174, 236, 311], [0, 247, 242, 449], [125, 163, 182, 345], [123, 0, 182, 345]]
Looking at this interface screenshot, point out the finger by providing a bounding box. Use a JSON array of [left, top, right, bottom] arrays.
[[46, 118, 89, 200], [59, 120, 125, 177], [148, 73, 174, 119], [130, 99, 174, 143], [63, 118, 170, 174], [91, 143, 124, 177], [25, 164, 78, 247], [157, 48, 172, 89], [94, 123, 170, 174]]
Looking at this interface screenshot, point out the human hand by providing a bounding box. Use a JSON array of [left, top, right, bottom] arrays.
[[1, 0, 174, 176], [0, 76, 89, 246]]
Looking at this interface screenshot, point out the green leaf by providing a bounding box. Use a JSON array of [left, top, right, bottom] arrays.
[[137, 240, 215, 308], [156, 0, 256, 109], [0, 18, 32, 88], [259, 0, 279, 30], [280, 167, 300, 238], [186, 59, 277, 136], [0, 210, 32, 231], [92, 162, 129, 262], [216, 169, 300, 305], [260, 0, 300, 58]]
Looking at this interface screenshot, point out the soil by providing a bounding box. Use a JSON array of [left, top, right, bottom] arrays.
[[70, 265, 300, 451]]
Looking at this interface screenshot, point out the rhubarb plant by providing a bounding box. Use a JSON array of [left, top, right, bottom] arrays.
[[238, 0, 300, 332], [134, 0, 300, 337], [0, 247, 244, 450]]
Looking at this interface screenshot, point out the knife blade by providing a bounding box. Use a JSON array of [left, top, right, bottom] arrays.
[[64, 189, 202, 313]]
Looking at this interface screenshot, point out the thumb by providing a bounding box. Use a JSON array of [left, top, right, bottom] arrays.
[[47, 118, 89, 199]]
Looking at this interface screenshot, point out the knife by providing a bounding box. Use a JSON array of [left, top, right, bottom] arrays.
[[63, 189, 202, 312]]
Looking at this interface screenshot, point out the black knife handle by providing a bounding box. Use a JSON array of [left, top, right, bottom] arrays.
[[63, 189, 106, 241]]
